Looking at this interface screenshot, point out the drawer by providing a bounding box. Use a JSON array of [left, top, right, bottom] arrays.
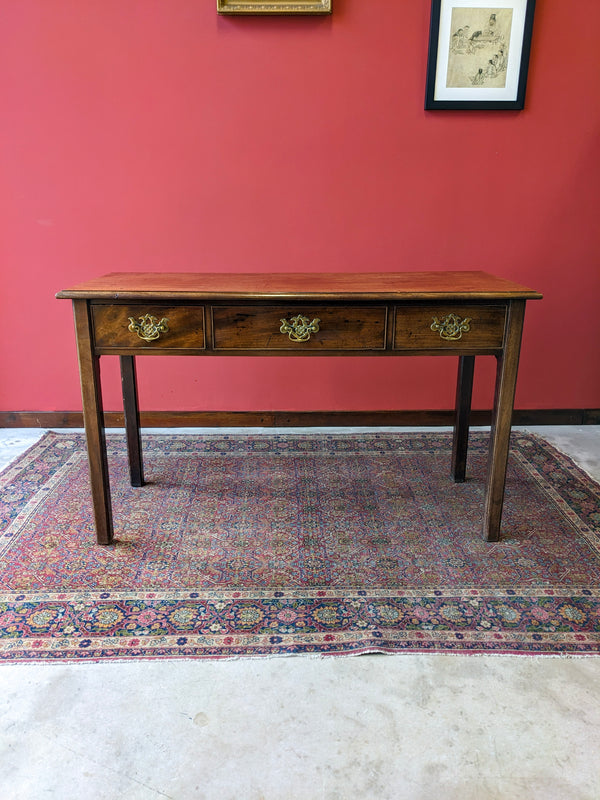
[[393, 305, 506, 350], [92, 304, 205, 350], [211, 305, 387, 351]]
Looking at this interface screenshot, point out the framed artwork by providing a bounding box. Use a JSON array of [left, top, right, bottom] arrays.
[[425, 0, 536, 109], [217, 0, 331, 13]]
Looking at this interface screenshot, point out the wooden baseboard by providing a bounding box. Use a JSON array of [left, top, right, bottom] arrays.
[[1, 409, 598, 428]]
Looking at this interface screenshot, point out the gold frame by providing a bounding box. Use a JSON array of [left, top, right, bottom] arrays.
[[217, 0, 331, 14]]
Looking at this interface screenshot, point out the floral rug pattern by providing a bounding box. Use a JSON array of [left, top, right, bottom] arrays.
[[1, 431, 599, 660]]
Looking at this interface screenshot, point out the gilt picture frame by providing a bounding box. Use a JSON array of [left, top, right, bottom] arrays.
[[217, 0, 331, 14], [425, 0, 536, 109]]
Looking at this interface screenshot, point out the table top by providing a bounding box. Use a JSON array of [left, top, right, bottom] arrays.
[[56, 271, 542, 302]]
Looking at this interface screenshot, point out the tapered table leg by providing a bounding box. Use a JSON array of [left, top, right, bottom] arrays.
[[120, 355, 144, 487], [73, 300, 114, 545], [483, 301, 526, 542], [451, 355, 475, 483]]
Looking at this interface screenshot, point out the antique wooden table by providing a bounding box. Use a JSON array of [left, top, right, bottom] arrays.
[[57, 271, 541, 545]]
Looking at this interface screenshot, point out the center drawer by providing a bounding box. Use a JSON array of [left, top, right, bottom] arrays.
[[211, 305, 387, 351]]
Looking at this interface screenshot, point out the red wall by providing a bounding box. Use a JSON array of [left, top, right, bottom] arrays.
[[2, 1, 599, 414]]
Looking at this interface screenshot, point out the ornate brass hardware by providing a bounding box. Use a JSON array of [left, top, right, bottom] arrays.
[[431, 314, 472, 341], [279, 314, 321, 342], [128, 314, 169, 342]]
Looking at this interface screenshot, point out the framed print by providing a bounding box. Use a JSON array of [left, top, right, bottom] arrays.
[[217, 0, 331, 13], [425, 0, 536, 109]]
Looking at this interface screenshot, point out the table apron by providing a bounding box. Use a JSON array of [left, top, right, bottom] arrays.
[[90, 300, 508, 356]]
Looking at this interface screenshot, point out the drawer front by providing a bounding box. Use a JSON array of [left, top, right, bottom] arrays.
[[92, 305, 205, 350], [393, 305, 506, 350], [212, 305, 387, 351]]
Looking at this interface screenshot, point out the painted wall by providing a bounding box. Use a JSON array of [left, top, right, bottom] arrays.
[[2, 1, 599, 414]]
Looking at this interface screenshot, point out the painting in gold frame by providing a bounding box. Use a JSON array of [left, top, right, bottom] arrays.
[[217, 0, 331, 14]]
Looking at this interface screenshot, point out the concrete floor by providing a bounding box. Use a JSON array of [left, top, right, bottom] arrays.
[[1, 426, 599, 799]]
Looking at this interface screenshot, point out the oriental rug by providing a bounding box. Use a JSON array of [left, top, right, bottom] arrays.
[[1, 431, 599, 662]]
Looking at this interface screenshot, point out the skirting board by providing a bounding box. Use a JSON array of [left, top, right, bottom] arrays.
[[0, 410, 598, 428]]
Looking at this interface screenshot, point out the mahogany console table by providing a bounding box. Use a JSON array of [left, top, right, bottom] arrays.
[[57, 271, 541, 546]]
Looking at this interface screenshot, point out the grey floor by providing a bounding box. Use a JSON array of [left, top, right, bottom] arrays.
[[1, 426, 599, 800]]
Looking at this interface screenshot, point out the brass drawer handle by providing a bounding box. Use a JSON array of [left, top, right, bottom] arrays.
[[128, 314, 170, 342], [280, 314, 321, 342], [431, 314, 471, 341]]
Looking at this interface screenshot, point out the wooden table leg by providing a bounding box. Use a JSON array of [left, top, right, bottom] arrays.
[[73, 300, 114, 545], [120, 355, 144, 487], [483, 301, 526, 542], [451, 355, 475, 483]]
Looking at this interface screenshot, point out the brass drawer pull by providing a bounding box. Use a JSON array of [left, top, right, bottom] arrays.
[[128, 314, 170, 342], [280, 314, 321, 342], [431, 314, 471, 341]]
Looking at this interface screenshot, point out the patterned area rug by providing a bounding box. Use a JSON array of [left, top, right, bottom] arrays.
[[1, 431, 599, 661]]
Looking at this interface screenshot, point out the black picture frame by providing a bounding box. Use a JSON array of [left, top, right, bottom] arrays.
[[425, 0, 536, 110]]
